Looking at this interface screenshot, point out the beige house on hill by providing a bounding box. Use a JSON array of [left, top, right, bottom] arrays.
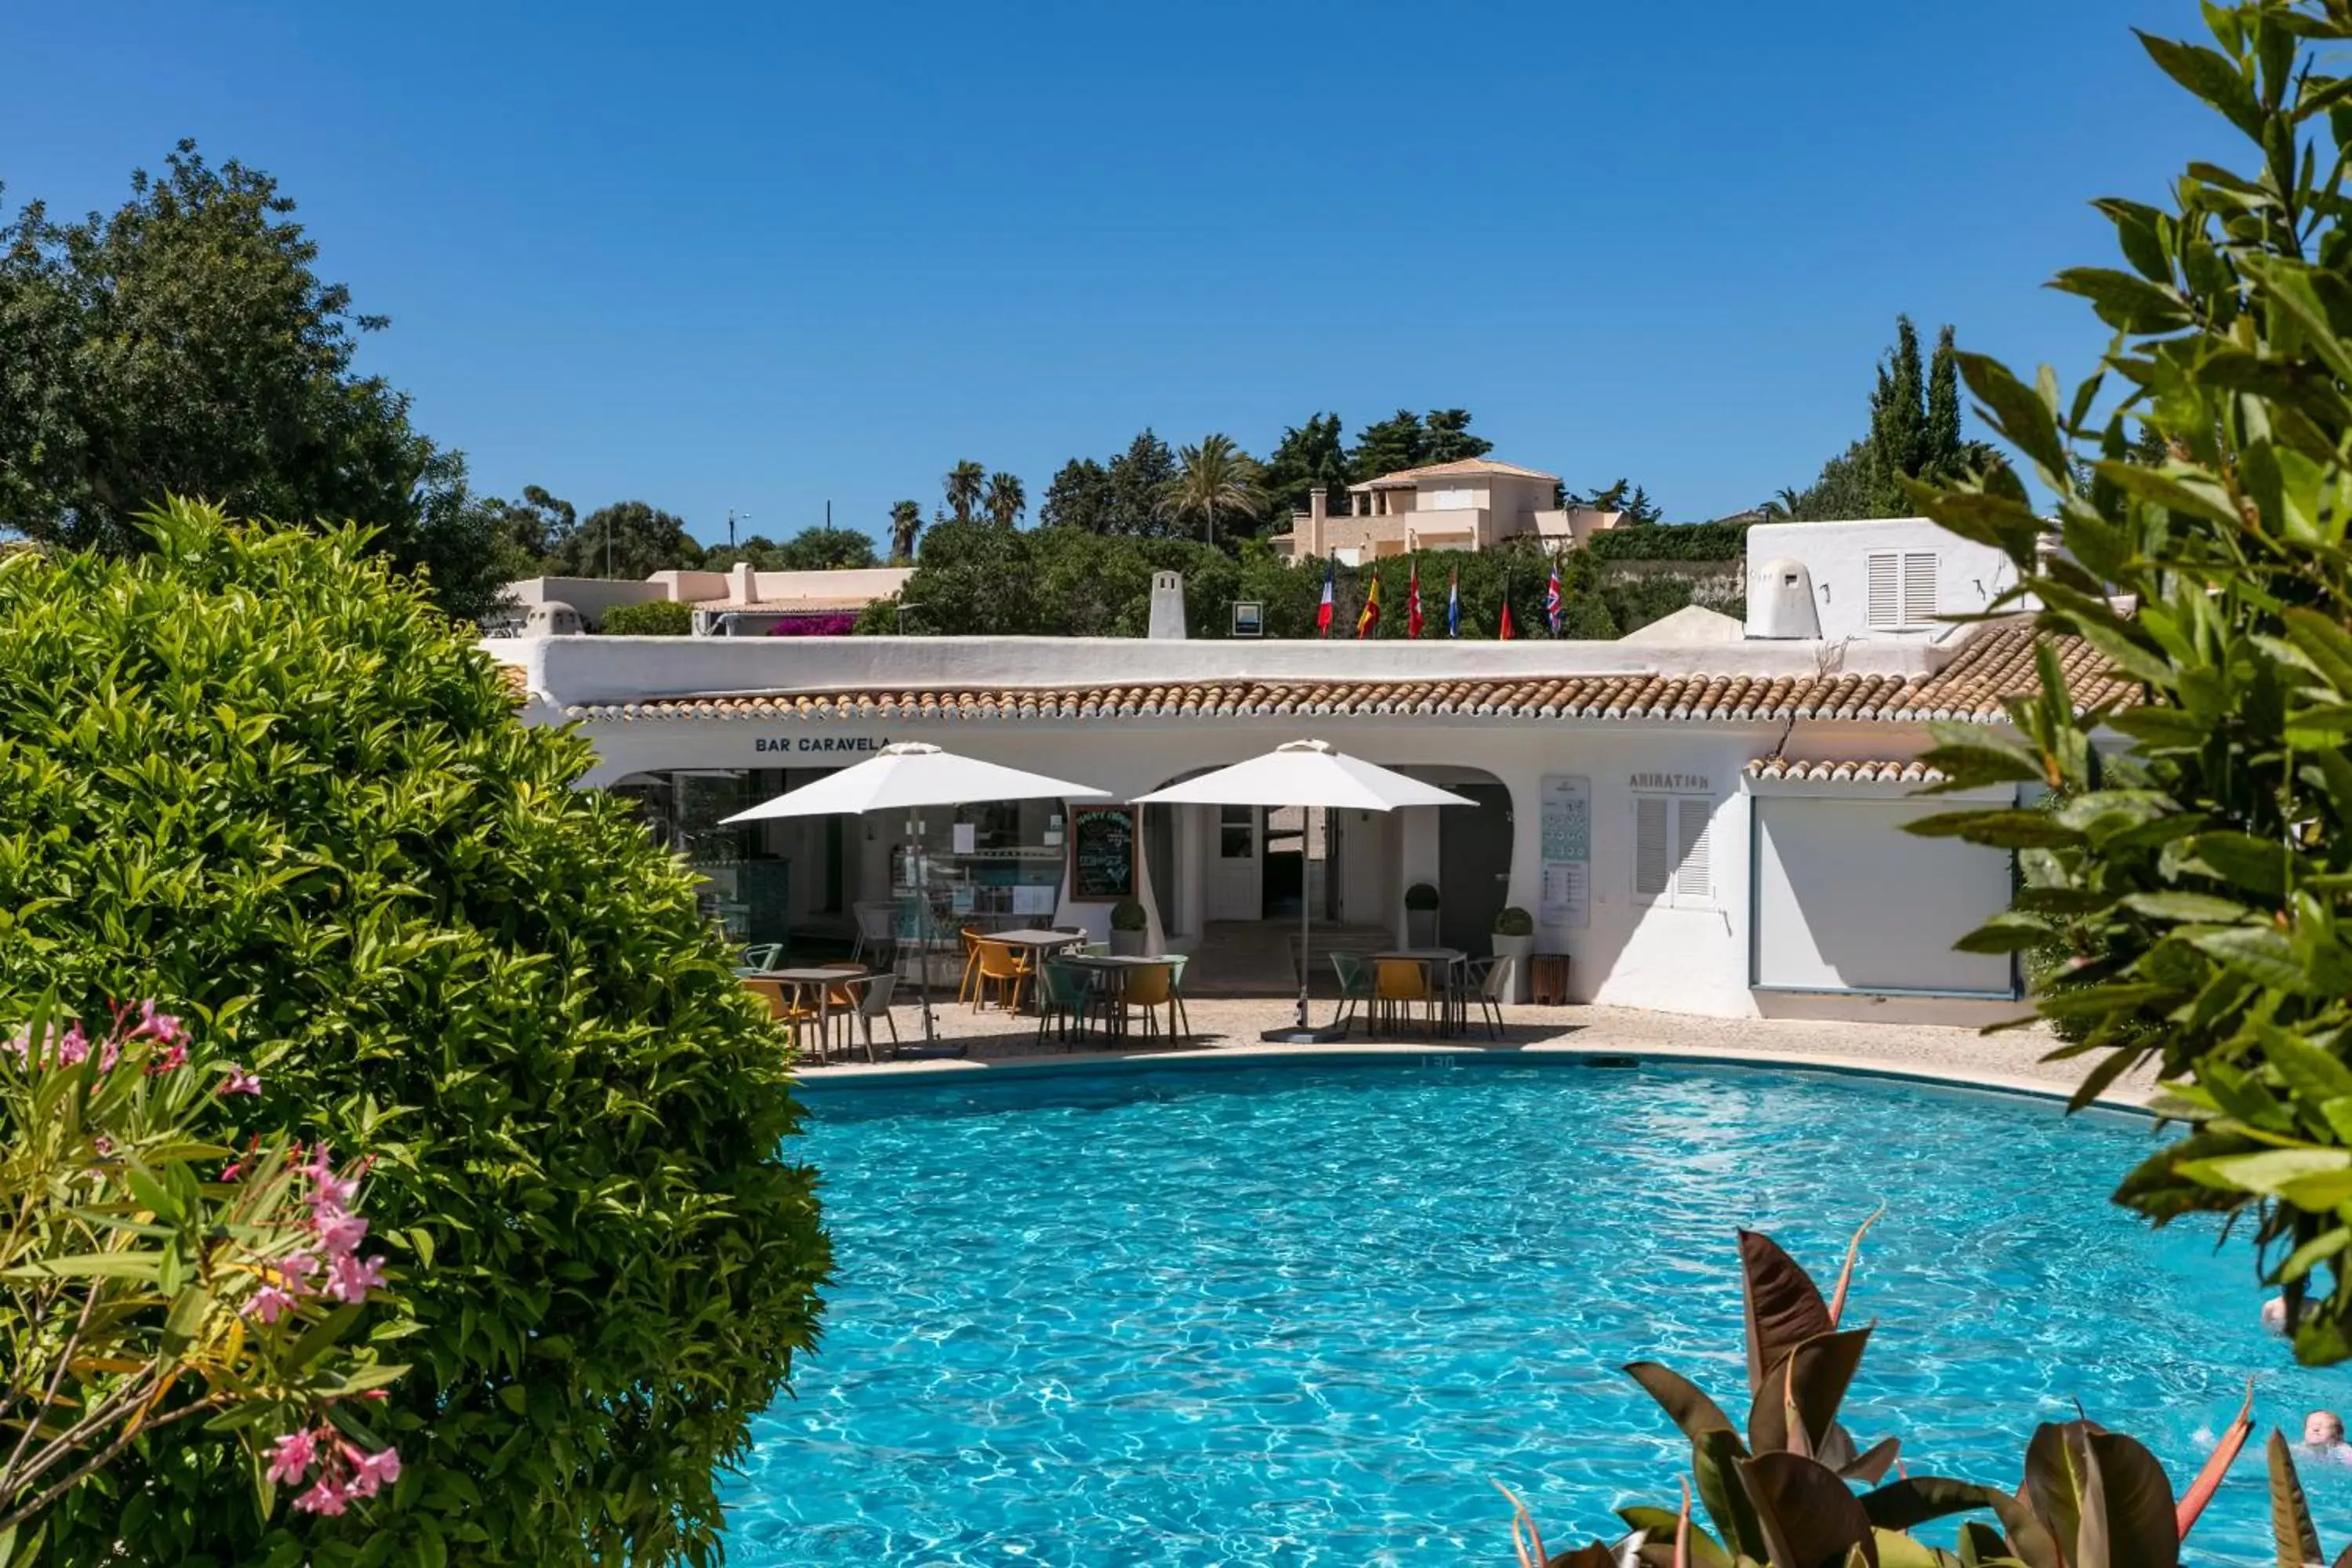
[[1271, 456, 1623, 562]]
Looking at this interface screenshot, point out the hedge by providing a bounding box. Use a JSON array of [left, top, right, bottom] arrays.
[[598, 597, 695, 635], [0, 502, 829, 1566], [1584, 520, 1752, 561]]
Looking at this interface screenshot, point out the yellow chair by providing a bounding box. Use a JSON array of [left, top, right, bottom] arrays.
[[957, 927, 988, 1007], [1116, 961, 1176, 1041], [974, 939, 1035, 1014], [742, 978, 823, 1061], [1372, 958, 1437, 1037]]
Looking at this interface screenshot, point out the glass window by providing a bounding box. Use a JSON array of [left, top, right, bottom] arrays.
[[1220, 804, 1255, 859]]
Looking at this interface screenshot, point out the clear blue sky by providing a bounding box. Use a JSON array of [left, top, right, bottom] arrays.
[[5, 2, 2218, 548]]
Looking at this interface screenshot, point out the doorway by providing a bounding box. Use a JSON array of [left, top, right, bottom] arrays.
[[1209, 804, 1261, 921], [1438, 782, 1513, 953]]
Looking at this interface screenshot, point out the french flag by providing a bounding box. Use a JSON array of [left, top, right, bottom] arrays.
[[1316, 558, 1336, 637]]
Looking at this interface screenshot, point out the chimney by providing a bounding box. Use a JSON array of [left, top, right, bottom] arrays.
[[729, 560, 756, 605], [1147, 572, 1188, 641], [1306, 485, 1327, 557]]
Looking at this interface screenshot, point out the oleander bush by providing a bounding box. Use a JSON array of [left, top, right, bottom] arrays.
[[0, 500, 828, 1565], [597, 597, 694, 636]]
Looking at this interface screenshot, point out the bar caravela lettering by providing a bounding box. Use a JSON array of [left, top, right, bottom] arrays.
[[753, 735, 892, 755]]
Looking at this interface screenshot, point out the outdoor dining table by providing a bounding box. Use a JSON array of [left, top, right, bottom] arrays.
[[975, 929, 1087, 1014], [1371, 948, 1470, 1036], [750, 967, 878, 1063], [1058, 953, 1176, 1044]]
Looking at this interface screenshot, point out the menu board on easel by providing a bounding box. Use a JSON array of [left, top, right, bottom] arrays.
[[1066, 805, 1138, 901]]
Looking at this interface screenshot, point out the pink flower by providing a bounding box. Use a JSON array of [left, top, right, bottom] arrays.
[[220, 1159, 244, 1182], [310, 1169, 359, 1212], [279, 1249, 320, 1287], [327, 1251, 387, 1304], [345, 1444, 401, 1498], [292, 1477, 350, 1515], [130, 1000, 185, 1046], [314, 1210, 369, 1257], [96, 1034, 120, 1071], [143, 1042, 187, 1076], [90, 1134, 114, 1157], [55, 1024, 90, 1067], [243, 1283, 299, 1325], [266, 1428, 318, 1486], [219, 1066, 262, 1096], [300, 1142, 335, 1184]]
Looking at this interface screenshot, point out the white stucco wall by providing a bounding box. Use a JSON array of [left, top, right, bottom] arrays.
[[1742, 518, 2020, 644]]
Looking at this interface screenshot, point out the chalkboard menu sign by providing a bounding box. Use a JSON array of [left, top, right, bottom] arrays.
[[1066, 805, 1138, 901]]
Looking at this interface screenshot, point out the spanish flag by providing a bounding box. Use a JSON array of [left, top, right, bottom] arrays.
[[1356, 572, 1382, 638]]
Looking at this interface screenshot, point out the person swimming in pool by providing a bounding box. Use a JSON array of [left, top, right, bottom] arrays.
[[2304, 1410, 2350, 1463]]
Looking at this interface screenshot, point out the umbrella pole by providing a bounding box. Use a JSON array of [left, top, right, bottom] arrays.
[[911, 813, 938, 1047], [1298, 806, 1314, 1033]]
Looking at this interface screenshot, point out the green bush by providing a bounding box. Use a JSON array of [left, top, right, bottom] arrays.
[[597, 597, 694, 636], [0, 501, 828, 1564], [1492, 906, 1534, 938], [1109, 899, 1149, 931], [1584, 519, 1751, 561], [1403, 883, 1440, 913]]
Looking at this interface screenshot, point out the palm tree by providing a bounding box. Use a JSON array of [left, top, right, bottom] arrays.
[[982, 471, 1025, 528], [942, 461, 985, 525], [887, 499, 923, 564], [1158, 434, 1263, 548]]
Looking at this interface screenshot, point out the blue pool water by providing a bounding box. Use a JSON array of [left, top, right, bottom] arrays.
[[723, 1058, 2352, 1566]]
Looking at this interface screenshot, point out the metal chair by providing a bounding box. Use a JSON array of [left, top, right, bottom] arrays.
[[1034, 960, 1096, 1051], [850, 902, 899, 969], [1465, 955, 1514, 1040], [1162, 953, 1192, 1040], [737, 942, 782, 975], [848, 972, 901, 1061], [1330, 951, 1374, 1036]]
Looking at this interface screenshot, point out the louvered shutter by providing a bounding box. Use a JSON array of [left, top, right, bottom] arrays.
[[1902, 552, 1938, 623], [1867, 553, 1900, 628], [1674, 799, 1713, 902], [1635, 795, 1670, 898]]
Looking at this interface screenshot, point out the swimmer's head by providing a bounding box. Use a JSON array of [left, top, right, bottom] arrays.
[[2307, 1410, 2346, 1448]]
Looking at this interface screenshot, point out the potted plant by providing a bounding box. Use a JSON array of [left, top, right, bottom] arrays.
[[1403, 882, 1440, 948], [1109, 898, 1149, 956], [1490, 906, 1535, 1004]]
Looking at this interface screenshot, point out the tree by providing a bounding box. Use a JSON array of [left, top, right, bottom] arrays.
[[1348, 409, 1428, 481], [1159, 434, 1263, 549], [1257, 412, 1352, 531], [1578, 479, 1663, 526], [887, 499, 923, 563], [1105, 430, 1178, 535], [941, 460, 985, 524], [2, 500, 828, 1560], [1037, 458, 1113, 532], [771, 524, 878, 571], [1908, 1, 2352, 1366], [982, 470, 1025, 528], [1780, 440, 1878, 521], [1782, 318, 1994, 521], [543, 499, 699, 579], [0, 141, 508, 620], [1421, 408, 1494, 464]]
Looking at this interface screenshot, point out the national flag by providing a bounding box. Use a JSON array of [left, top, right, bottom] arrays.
[[1356, 572, 1382, 638], [1316, 559, 1336, 637], [1446, 568, 1460, 637], [1406, 561, 1424, 639], [1544, 557, 1564, 637], [1498, 593, 1516, 641]]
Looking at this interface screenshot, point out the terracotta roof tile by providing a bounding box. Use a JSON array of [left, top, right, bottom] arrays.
[[563, 620, 2138, 728], [1745, 757, 1948, 785]]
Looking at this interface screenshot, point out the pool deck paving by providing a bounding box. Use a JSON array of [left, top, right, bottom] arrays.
[[800, 996, 2158, 1110]]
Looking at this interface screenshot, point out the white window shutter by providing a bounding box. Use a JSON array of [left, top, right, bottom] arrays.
[[1675, 799, 1713, 902], [1867, 553, 1899, 628], [1635, 796, 1670, 898], [1903, 552, 1938, 623]]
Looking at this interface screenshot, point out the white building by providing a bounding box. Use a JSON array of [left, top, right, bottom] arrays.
[[503, 561, 913, 634], [486, 519, 2111, 1026]]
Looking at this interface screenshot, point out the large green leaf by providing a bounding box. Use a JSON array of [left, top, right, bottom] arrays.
[[1747, 1328, 1874, 1457], [1695, 1426, 1769, 1563], [1625, 1360, 1739, 1442], [1739, 1231, 1834, 1399], [1741, 1451, 1880, 1568]]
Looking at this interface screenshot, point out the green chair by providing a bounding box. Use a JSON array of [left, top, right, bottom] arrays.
[[1330, 951, 1374, 1036], [1163, 953, 1192, 1039], [1035, 960, 1096, 1051]]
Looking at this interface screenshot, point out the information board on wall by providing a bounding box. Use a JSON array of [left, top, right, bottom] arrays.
[[1066, 805, 1138, 901], [1538, 774, 1591, 929]]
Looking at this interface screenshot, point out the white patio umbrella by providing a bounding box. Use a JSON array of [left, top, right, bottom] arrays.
[[722, 742, 1109, 1047], [1133, 739, 1475, 1041]]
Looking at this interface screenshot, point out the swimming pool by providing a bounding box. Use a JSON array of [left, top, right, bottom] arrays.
[[722, 1058, 2352, 1566]]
